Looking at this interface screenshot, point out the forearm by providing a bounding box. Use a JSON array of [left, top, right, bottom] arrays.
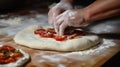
[[90, 8, 120, 21], [84, 0, 120, 22]]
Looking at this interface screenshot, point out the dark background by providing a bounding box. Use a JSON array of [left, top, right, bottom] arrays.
[[0, 0, 95, 14], [0, 0, 119, 67]]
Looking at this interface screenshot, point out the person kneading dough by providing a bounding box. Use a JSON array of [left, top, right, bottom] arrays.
[[14, 0, 120, 51], [48, 0, 120, 36]]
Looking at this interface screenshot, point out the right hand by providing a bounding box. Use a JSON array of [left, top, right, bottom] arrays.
[[54, 9, 89, 35], [48, 1, 73, 26]]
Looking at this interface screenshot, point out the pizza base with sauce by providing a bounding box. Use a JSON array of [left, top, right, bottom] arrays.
[[0, 45, 29, 67], [14, 25, 101, 51]]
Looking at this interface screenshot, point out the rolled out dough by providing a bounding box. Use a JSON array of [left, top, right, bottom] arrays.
[[14, 25, 101, 51]]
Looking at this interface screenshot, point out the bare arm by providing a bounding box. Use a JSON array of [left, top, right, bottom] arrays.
[[49, 0, 120, 35], [84, 0, 120, 22]]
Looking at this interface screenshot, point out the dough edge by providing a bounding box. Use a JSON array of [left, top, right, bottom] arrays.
[[14, 25, 101, 51], [0, 46, 29, 67]]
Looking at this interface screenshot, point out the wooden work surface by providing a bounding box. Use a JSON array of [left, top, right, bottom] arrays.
[[0, 10, 120, 67]]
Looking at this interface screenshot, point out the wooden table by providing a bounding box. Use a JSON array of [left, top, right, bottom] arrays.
[[0, 9, 120, 67]]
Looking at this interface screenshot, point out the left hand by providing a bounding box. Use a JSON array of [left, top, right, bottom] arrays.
[[48, 1, 73, 26], [54, 9, 89, 35]]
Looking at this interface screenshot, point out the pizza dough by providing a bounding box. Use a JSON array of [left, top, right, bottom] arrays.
[[14, 25, 101, 51], [0, 45, 29, 67]]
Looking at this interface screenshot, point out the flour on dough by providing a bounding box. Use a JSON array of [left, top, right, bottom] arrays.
[[14, 25, 101, 51]]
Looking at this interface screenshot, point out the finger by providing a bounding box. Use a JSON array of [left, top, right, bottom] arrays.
[[56, 15, 64, 24], [59, 22, 68, 36], [56, 13, 64, 21], [49, 8, 63, 26], [69, 18, 84, 27], [54, 16, 64, 34], [48, 11, 54, 26], [65, 15, 71, 26], [74, 18, 84, 27], [54, 23, 59, 34], [53, 13, 57, 26], [54, 13, 64, 34], [78, 18, 88, 26], [56, 10, 69, 20]]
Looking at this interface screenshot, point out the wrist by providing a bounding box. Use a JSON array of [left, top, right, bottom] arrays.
[[82, 8, 93, 23]]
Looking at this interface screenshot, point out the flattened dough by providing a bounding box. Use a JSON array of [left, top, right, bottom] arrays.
[[14, 25, 101, 51], [0, 45, 29, 67]]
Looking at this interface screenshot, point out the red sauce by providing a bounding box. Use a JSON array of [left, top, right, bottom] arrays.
[[0, 45, 23, 64], [34, 29, 86, 41]]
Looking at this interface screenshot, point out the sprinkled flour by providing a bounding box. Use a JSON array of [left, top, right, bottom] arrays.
[[0, 14, 48, 36], [0, 13, 119, 67], [33, 39, 116, 66], [0, 17, 24, 25], [57, 64, 66, 67]]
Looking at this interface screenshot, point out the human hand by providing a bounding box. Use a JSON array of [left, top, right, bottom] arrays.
[[54, 9, 89, 35], [48, 1, 73, 26]]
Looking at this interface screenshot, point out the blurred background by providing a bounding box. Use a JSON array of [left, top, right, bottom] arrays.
[[0, 0, 50, 14], [0, 0, 95, 14], [0, 0, 119, 67]]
